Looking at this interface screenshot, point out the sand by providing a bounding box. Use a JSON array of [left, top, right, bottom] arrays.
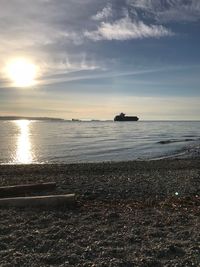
[[0, 159, 199, 266]]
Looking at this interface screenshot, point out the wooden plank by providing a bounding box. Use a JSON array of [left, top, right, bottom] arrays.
[[0, 194, 75, 208], [0, 182, 56, 197]]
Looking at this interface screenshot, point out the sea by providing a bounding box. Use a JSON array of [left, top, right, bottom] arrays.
[[0, 120, 200, 164]]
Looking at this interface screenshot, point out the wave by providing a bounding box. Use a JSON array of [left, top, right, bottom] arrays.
[[157, 137, 200, 145]]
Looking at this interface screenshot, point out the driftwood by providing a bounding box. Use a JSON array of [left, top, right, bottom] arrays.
[[0, 194, 75, 208], [0, 182, 56, 197]]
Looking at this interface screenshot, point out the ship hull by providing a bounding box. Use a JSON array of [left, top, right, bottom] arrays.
[[114, 116, 139, 121]]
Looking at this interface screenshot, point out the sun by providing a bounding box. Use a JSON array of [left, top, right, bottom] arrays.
[[6, 58, 37, 87]]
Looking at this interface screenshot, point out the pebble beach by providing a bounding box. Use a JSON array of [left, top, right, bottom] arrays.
[[0, 159, 199, 266]]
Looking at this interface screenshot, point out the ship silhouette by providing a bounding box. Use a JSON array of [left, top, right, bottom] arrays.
[[114, 113, 139, 121]]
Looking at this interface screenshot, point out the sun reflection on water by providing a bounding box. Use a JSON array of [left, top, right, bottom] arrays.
[[15, 120, 33, 164]]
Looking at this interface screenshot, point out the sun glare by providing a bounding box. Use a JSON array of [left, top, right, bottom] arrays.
[[6, 58, 37, 87], [15, 120, 33, 164]]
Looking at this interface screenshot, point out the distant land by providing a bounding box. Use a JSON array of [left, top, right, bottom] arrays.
[[0, 116, 65, 121], [0, 116, 116, 122]]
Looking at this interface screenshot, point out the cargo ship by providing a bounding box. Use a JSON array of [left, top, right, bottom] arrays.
[[114, 113, 139, 121]]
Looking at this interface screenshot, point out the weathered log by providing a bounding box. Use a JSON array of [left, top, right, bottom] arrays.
[[0, 182, 56, 197], [0, 194, 75, 208]]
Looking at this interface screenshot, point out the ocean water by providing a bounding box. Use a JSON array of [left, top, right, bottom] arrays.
[[0, 120, 200, 164]]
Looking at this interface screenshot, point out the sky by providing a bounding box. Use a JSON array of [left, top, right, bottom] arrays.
[[0, 0, 200, 120]]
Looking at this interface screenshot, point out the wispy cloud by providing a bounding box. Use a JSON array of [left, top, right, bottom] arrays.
[[37, 65, 188, 87], [85, 16, 173, 41], [128, 0, 200, 22], [92, 3, 112, 21]]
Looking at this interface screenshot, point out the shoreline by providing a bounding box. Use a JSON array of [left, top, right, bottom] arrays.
[[0, 159, 199, 266], [1, 142, 200, 166]]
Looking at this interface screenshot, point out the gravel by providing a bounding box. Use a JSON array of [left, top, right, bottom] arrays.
[[0, 159, 199, 266]]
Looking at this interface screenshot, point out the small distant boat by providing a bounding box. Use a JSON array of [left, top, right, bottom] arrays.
[[114, 113, 139, 121], [72, 119, 81, 122]]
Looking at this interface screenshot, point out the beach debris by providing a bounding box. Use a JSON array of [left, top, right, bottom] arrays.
[[175, 192, 179, 196], [0, 194, 75, 208], [0, 182, 56, 198]]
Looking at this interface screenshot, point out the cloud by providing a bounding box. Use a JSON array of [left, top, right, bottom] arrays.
[[0, 0, 197, 87], [92, 3, 112, 21], [128, 0, 200, 22], [39, 56, 100, 82], [85, 16, 173, 41]]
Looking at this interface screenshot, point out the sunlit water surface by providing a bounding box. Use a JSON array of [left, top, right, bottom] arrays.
[[0, 120, 200, 164], [15, 120, 33, 164]]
